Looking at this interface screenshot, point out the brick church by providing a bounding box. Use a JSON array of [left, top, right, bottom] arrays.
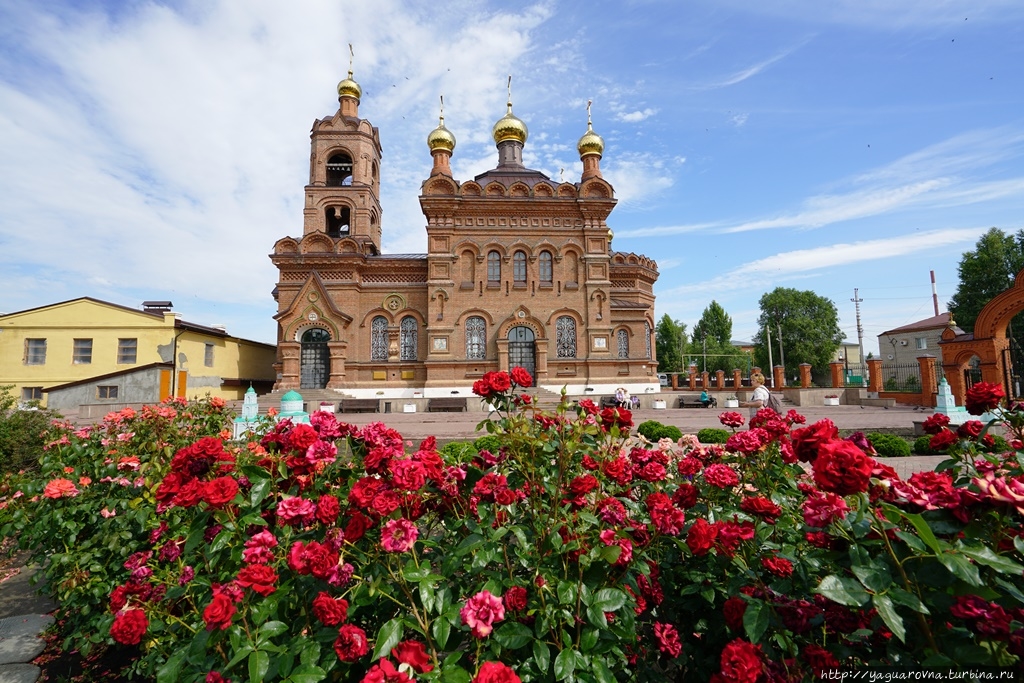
[[270, 68, 659, 402]]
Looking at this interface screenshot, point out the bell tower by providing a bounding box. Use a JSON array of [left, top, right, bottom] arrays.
[[303, 49, 383, 255]]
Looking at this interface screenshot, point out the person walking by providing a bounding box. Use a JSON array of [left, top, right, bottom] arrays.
[[741, 372, 769, 418]]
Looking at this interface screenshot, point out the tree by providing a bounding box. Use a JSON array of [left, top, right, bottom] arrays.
[[688, 301, 747, 374], [753, 288, 844, 378], [948, 228, 1024, 333], [655, 315, 687, 373]]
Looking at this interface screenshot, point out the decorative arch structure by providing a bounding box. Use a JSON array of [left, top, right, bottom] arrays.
[[939, 266, 1024, 403]]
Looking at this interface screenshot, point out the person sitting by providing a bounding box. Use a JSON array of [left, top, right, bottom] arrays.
[[614, 387, 627, 409], [700, 390, 716, 408]]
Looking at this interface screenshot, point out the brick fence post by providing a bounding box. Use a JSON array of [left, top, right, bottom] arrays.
[[830, 361, 845, 388], [799, 363, 812, 388], [773, 365, 785, 389], [867, 359, 884, 393], [715, 370, 725, 389], [689, 364, 698, 391], [917, 354, 938, 407], [732, 369, 743, 391], [701, 371, 710, 390]]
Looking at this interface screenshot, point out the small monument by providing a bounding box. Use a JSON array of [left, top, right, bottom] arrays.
[[232, 385, 261, 439], [278, 389, 310, 424], [932, 377, 969, 426]]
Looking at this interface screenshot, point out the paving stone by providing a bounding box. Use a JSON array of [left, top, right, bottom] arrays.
[[0, 637, 44, 665], [0, 616, 52, 641], [0, 663, 40, 683]]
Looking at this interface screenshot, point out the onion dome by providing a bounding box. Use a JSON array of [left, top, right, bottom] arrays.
[[427, 111, 456, 153], [337, 70, 362, 101], [492, 101, 529, 145], [577, 120, 604, 157]]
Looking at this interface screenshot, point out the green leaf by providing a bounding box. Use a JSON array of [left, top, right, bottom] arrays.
[[554, 648, 577, 681], [248, 650, 270, 683], [742, 601, 769, 644], [580, 627, 599, 652], [299, 641, 320, 667], [249, 477, 273, 508], [432, 616, 451, 649], [419, 581, 436, 613], [592, 659, 616, 683], [872, 594, 906, 643], [226, 645, 254, 671], [888, 587, 930, 614], [156, 649, 187, 683], [937, 552, 983, 586], [814, 574, 870, 607], [591, 588, 627, 612], [258, 621, 288, 640], [372, 618, 404, 660], [894, 530, 927, 552], [851, 565, 892, 593], [959, 544, 1024, 575], [286, 665, 327, 683], [557, 581, 576, 606], [532, 640, 551, 673], [495, 621, 533, 649], [898, 511, 942, 554], [585, 606, 607, 629]]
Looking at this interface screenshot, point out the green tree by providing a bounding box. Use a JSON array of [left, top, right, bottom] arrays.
[[948, 227, 1024, 333], [688, 301, 747, 373], [0, 385, 60, 474], [655, 315, 687, 373], [753, 288, 844, 377]]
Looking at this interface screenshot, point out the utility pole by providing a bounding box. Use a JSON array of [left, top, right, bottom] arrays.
[[851, 288, 865, 379], [776, 320, 785, 379], [765, 324, 774, 385], [930, 271, 940, 317]]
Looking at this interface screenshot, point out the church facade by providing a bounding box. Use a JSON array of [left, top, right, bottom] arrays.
[[270, 70, 659, 399]]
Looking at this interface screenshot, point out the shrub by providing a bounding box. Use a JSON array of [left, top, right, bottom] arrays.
[[0, 386, 61, 474], [696, 427, 729, 444], [985, 433, 1009, 453], [867, 432, 911, 457], [636, 420, 684, 443], [438, 440, 476, 461], [472, 435, 502, 454], [913, 435, 936, 455]]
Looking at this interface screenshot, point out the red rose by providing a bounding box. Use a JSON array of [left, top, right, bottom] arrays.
[[236, 564, 278, 596], [473, 661, 521, 683], [965, 381, 1004, 415], [392, 640, 434, 673], [928, 428, 959, 452], [503, 586, 528, 612], [812, 439, 874, 496], [509, 366, 533, 388], [473, 378, 495, 399], [760, 555, 794, 578], [568, 474, 599, 496], [600, 407, 633, 431], [202, 476, 239, 508], [790, 419, 839, 463], [286, 423, 319, 453], [483, 371, 511, 394], [110, 608, 148, 645], [344, 511, 373, 541], [723, 596, 747, 631], [802, 644, 839, 675], [203, 592, 236, 631], [316, 494, 341, 524], [334, 623, 370, 662], [922, 413, 950, 435], [719, 638, 763, 683], [312, 592, 349, 626], [653, 621, 683, 657], [739, 496, 782, 524], [602, 456, 633, 485], [173, 478, 204, 508], [956, 420, 983, 439], [206, 673, 230, 683], [686, 518, 718, 556], [303, 541, 341, 579], [673, 483, 698, 509], [704, 464, 740, 489], [719, 411, 745, 428]]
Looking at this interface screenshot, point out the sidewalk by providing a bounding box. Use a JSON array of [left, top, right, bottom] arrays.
[[0, 554, 56, 683]]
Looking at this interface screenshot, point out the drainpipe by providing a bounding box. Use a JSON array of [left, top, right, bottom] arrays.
[[170, 328, 187, 397]]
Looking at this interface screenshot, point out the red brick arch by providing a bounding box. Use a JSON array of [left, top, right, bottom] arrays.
[[939, 266, 1024, 404]]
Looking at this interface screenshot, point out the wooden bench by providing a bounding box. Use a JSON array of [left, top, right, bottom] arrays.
[[427, 397, 467, 412], [599, 396, 619, 409], [678, 395, 716, 409], [337, 399, 380, 413]]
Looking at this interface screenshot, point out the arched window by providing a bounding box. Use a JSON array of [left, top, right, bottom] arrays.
[[645, 321, 652, 359], [539, 250, 553, 283], [326, 153, 353, 186], [400, 317, 418, 361], [617, 329, 629, 359], [370, 316, 388, 361], [466, 316, 486, 359], [556, 316, 577, 358], [487, 251, 501, 283], [326, 206, 350, 237], [513, 250, 527, 283]]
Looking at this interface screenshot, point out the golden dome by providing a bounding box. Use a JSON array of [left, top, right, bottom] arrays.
[[427, 115, 456, 153], [577, 121, 604, 157], [337, 70, 362, 101], [492, 102, 528, 145]]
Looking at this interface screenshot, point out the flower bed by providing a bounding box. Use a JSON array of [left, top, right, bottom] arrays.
[[0, 380, 1022, 681]]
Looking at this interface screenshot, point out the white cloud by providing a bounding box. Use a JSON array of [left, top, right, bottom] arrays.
[[616, 108, 658, 123], [694, 38, 811, 90]]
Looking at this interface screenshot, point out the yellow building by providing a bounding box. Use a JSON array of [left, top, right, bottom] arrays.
[[0, 298, 276, 409]]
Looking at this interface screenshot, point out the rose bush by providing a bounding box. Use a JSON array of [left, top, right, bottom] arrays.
[[2, 377, 1023, 681]]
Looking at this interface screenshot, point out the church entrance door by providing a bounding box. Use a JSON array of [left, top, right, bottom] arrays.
[[300, 328, 330, 389], [508, 326, 536, 380]]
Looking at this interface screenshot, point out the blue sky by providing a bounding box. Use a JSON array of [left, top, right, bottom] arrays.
[[2, 1, 1023, 356]]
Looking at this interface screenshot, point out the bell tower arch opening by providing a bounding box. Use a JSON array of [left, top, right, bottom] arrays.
[[326, 153, 353, 186]]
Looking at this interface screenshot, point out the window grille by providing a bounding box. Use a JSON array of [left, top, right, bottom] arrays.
[[371, 316, 389, 361], [73, 339, 92, 364], [118, 338, 138, 364], [466, 316, 486, 359], [400, 317, 418, 361], [24, 339, 46, 365], [204, 343, 214, 367], [556, 316, 577, 358], [617, 329, 629, 358], [645, 321, 652, 359], [98, 385, 119, 400]]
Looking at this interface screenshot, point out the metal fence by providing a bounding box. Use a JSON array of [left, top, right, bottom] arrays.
[[880, 362, 923, 393]]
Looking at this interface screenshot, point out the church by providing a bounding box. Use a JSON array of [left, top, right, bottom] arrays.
[[270, 68, 659, 402]]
